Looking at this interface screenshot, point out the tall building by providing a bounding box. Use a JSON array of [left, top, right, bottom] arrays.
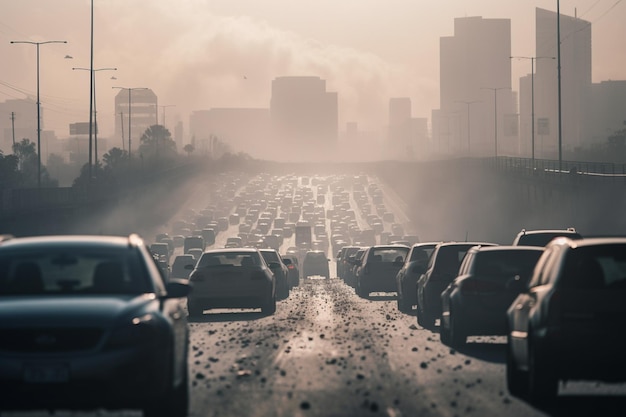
[[189, 108, 270, 158], [114, 89, 157, 155], [388, 98, 412, 159], [588, 80, 626, 144], [270, 76, 338, 161], [434, 16, 516, 157], [534, 8, 591, 157]]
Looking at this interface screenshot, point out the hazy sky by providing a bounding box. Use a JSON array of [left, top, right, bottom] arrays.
[[1, 0, 625, 140]]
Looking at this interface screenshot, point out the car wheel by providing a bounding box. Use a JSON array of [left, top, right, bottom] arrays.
[[397, 291, 411, 313], [143, 359, 189, 417], [506, 335, 529, 398], [261, 295, 276, 315], [356, 279, 367, 297], [439, 313, 451, 345], [448, 310, 466, 347], [528, 338, 558, 404], [187, 301, 203, 318]]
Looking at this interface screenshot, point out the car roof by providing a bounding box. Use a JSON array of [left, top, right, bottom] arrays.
[[203, 247, 260, 254], [548, 236, 626, 249], [0, 234, 142, 250], [468, 245, 544, 252]]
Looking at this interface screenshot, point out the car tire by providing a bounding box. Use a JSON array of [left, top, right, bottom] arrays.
[[397, 291, 411, 313], [187, 301, 203, 318], [440, 314, 451, 345], [261, 295, 276, 315], [528, 339, 558, 404], [356, 279, 368, 298], [448, 310, 466, 347], [506, 335, 529, 398], [143, 357, 189, 417]]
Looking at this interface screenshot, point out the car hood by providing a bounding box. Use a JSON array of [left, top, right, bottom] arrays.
[[0, 294, 159, 327]]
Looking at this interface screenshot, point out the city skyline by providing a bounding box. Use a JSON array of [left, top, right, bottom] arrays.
[[1, 1, 625, 145]]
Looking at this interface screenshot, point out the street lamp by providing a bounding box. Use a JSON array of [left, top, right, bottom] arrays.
[[112, 87, 148, 160], [73, 67, 117, 175], [481, 87, 510, 159], [10, 39, 67, 187], [510, 56, 555, 168], [454, 100, 481, 156], [159, 105, 176, 129]]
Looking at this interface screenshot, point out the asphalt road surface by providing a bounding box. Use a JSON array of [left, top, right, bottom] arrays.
[[4, 173, 626, 417]]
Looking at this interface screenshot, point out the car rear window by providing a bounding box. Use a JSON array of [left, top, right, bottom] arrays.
[[197, 252, 261, 268], [561, 244, 626, 289]]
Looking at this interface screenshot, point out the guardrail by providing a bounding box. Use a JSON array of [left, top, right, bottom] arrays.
[[491, 156, 626, 184]]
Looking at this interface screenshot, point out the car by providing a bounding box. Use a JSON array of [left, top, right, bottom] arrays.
[[187, 248, 276, 316], [170, 254, 197, 279], [439, 245, 544, 347], [183, 235, 205, 254], [416, 241, 498, 329], [337, 246, 362, 280], [506, 237, 626, 404], [302, 250, 330, 279], [344, 248, 367, 287], [259, 248, 290, 299], [0, 234, 192, 417], [512, 227, 582, 246], [395, 242, 439, 313], [355, 244, 410, 297], [281, 254, 300, 287]]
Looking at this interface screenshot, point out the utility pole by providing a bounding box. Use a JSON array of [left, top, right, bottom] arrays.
[[557, 0, 563, 172], [120, 112, 125, 151], [10, 112, 16, 147]]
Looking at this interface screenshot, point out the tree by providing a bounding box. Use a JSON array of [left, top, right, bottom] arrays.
[[183, 143, 195, 157], [137, 124, 177, 163], [102, 147, 128, 171], [0, 150, 20, 189]]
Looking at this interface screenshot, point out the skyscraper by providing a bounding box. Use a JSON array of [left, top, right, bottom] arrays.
[[534, 8, 591, 156], [435, 16, 515, 157], [270, 76, 338, 161]]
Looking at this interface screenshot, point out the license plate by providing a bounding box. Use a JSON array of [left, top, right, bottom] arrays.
[[23, 363, 70, 383]]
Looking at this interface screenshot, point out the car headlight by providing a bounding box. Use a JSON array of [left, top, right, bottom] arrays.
[[106, 314, 163, 349]]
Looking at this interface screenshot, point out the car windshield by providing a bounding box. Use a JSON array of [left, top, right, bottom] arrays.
[[561, 244, 626, 289], [0, 248, 151, 296]]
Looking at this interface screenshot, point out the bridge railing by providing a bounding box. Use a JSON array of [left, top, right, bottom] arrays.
[[492, 156, 626, 184]]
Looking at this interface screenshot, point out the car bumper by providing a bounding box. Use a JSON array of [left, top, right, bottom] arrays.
[[0, 343, 171, 410]]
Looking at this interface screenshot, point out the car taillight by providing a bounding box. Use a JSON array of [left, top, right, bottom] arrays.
[[287, 265, 295, 270], [460, 279, 502, 295]]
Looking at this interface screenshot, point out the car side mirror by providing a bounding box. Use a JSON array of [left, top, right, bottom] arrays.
[[355, 259, 362, 266], [164, 279, 192, 298], [268, 262, 281, 269]]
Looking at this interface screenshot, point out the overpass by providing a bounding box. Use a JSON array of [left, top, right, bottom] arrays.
[[1, 157, 625, 242]]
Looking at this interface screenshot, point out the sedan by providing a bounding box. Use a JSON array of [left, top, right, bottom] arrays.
[[0, 234, 191, 417], [187, 248, 276, 316]]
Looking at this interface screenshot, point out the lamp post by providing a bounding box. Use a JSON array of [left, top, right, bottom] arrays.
[[454, 100, 481, 156], [481, 87, 510, 159], [510, 56, 555, 168], [73, 67, 116, 175], [112, 87, 148, 160], [159, 105, 176, 129], [10, 39, 67, 187]]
